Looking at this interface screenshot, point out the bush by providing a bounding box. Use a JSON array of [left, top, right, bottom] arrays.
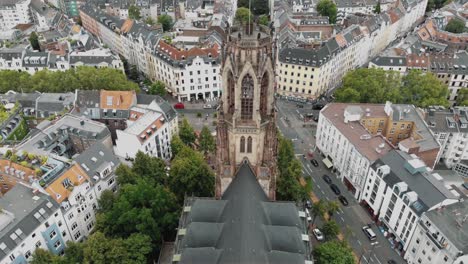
[[197, 112, 202, 118]]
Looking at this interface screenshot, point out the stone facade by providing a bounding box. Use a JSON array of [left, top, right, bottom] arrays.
[[216, 24, 278, 200]]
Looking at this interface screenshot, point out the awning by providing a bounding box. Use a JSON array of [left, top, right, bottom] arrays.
[[322, 158, 333, 169]]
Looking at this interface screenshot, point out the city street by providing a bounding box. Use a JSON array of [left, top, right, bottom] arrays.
[[276, 99, 405, 264]]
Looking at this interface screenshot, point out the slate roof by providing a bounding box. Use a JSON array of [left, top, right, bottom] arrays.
[[370, 56, 407, 67], [0, 49, 23, 61], [0, 184, 59, 261], [36, 92, 74, 113], [74, 141, 120, 183], [372, 150, 457, 215], [75, 90, 100, 108], [175, 163, 310, 264]]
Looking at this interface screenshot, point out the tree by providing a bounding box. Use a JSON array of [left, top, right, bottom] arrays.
[[132, 151, 167, 185], [401, 70, 449, 108], [129, 65, 139, 81], [457, 88, 468, 106], [445, 18, 465, 34], [158, 14, 173, 32], [63, 241, 84, 264], [235, 7, 252, 24], [374, 1, 381, 13], [316, 0, 337, 24], [314, 240, 355, 264], [258, 14, 269, 26], [326, 200, 340, 217], [128, 5, 141, 20], [199, 125, 215, 154], [98, 189, 116, 213], [115, 164, 139, 186], [311, 200, 326, 225], [144, 17, 156, 26], [30, 248, 61, 264], [276, 159, 308, 201], [29, 32, 41, 51], [149, 80, 166, 96], [179, 118, 196, 146], [277, 137, 295, 176], [322, 220, 340, 240], [171, 135, 185, 157], [169, 146, 215, 202], [238, 0, 269, 15]]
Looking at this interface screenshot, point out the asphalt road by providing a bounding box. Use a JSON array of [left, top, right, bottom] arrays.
[[276, 99, 405, 264]]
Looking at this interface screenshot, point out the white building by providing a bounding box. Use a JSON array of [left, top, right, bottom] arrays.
[[0, 183, 71, 264], [0, 0, 31, 31], [115, 99, 178, 160], [315, 103, 393, 199], [405, 199, 468, 264], [361, 150, 459, 255]]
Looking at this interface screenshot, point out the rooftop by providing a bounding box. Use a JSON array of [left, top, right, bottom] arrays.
[[174, 163, 310, 263], [100, 90, 136, 110], [74, 142, 120, 183]]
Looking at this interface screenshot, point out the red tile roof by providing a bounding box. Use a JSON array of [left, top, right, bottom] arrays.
[[157, 41, 220, 61]]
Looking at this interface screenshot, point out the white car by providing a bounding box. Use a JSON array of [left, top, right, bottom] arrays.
[[203, 104, 212, 109], [313, 228, 324, 241]]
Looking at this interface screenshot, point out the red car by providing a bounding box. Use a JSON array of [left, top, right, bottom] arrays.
[[174, 102, 185, 109]]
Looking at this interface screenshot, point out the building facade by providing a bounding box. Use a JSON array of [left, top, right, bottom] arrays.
[[0, 0, 31, 31]]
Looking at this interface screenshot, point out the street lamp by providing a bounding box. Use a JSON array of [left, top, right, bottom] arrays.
[[358, 241, 379, 264]]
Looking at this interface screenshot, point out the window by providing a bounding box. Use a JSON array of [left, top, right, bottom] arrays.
[[49, 230, 56, 239], [25, 251, 32, 259], [9, 254, 15, 261], [62, 231, 66, 237], [108, 178, 115, 186], [247, 137, 253, 153], [54, 240, 61, 249], [97, 185, 101, 191], [240, 136, 245, 153], [68, 213, 74, 220], [58, 221, 62, 227], [416, 238, 420, 244], [74, 231, 81, 240], [36, 241, 41, 248], [240, 75, 254, 120], [32, 233, 36, 238]]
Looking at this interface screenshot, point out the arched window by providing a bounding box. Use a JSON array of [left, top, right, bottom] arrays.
[[247, 136, 253, 153], [240, 136, 245, 153], [227, 71, 235, 115], [260, 72, 269, 117], [241, 74, 254, 120]]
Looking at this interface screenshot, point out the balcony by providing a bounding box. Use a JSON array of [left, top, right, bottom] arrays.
[[420, 221, 447, 249]]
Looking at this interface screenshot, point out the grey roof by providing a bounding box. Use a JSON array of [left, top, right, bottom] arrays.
[[373, 150, 457, 215], [36, 93, 75, 113], [0, 184, 59, 260], [74, 141, 120, 183], [335, 0, 377, 7], [75, 90, 100, 108], [0, 92, 40, 108], [424, 199, 468, 253], [23, 51, 49, 67], [0, 0, 21, 6], [176, 163, 309, 264], [0, 49, 23, 61], [278, 47, 331, 67], [370, 56, 407, 67], [69, 54, 115, 65], [425, 106, 468, 133]]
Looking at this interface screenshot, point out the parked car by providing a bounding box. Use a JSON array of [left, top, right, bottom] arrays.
[[362, 226, 377, 241], [313, 116, 319, 122], [322, 174, 332, 184], [338, 195, 349, 206], [174, 102, 185, 109], [312, 228, 324, 241], [387, 260, 397, 264], [297, 104, 304, 108], [305, 200, 312, 209], [310, 159, 319, 167], [330, 184, 341, 195], [312, 103, 325, 110], [203, 104, 212, 109]]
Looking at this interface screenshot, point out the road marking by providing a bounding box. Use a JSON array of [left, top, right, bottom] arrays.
[[317, 185, 321, 189], [340, 216, 344, 222], [374, 255, 382, 264], [320, 190, 325, 195], [311, 177, 316, 182], [362, 256, 367, 263], [357, 240, 362, 246]]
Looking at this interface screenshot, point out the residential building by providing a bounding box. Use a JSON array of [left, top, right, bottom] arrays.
[[316, 102, 440, 199], [114, 100, 175, 160], [0, 183, 70, 263], [424, 106, 468, 177], [30, 0, 58, 32], [171, 163, 312, 263], [361, 150, 459, 255], [0, 159, 39, 195], [153, 40, 221, 101], [405, 199, 468, 264], [0, 0, 32, 31]]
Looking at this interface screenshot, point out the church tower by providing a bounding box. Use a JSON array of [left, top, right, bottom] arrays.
[[216, 23, 278, 200]]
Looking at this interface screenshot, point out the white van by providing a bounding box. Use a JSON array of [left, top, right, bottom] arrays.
[[362, 226, 377, 241]]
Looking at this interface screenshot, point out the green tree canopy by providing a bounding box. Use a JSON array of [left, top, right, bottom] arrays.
[[169, 146, 215, 202], [258, 14, 269, 26], [457, 88, 468, 106], [149, 80, 166, 96], [30, 248, 61, 264], [311, 200, 326, 225], [235, 7, 252, 24], [131, 151, 167, 185], [29, 32, 40, 51], [158, 14, 173, 31], [62, 241, 84, 264], [199, 125, 215, 154], [97, 189, 116, 213], [144, 17, 156, 26], [171, 135, 185, 157], [179, 118, 196, 146], [326, 200, 340, 216], [334, 68, 449, 108], [314, 240, 355, 264], [445, 18, 465, 33], [374, 1, 381, 13], [322, 220, 340, 240], [237, 0, 269, 15], [316, 0, 337, 24], [128, 5, 141, 20], [277, 136, 295, 176]]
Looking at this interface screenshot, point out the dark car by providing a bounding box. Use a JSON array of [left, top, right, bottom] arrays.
[[338, 195, 349, 206], [322, 174, 332, 184], [297, 104, 304, 108], [312, 103, 325, 110], [330, 184, 341, 195], [311, 159, 319, 167], [387, 260, 397, 264]]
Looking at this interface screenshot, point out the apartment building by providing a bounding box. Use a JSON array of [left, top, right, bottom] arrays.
[[425, 106, 468, 177], [0, 0, 31, 31], [0, 184, 70, 264], [0, 48, 124, 74], [362, 150, 459, 255], [405, 199, 468, 264], [0, 159, 39, 195], [316, 102, 440, 198], [115, 100, 176, 160], [153, 40, 221, 101]]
